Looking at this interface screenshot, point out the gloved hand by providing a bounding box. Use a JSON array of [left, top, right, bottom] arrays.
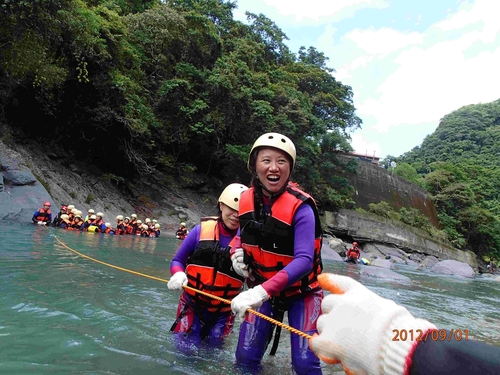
[[231, 285, 269, 319], [37, 221, 46, 225], [309, 273, 436, 375], [167, 272, 188, 291], [231, 248, 250, 278]]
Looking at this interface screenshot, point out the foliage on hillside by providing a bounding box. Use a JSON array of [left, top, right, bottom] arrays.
[[387, 100, 500, 260], [0, 0, 361, 210]]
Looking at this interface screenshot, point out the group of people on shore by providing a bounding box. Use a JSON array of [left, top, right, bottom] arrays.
[[166, 132, 500, 375], [32, 203, 161, 237]]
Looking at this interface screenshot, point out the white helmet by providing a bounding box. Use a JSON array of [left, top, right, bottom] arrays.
[[105, 222, 111, 228], [137, 220, 142, 224], [67, 205, 75, 211], [152, 219, 157, 223], [154, 224, 160, 229], [116, 215, 124, 221], [145, 218, 151, 223], [88, 209, 95, 214], [131, 214, 137, 218], [180, 222, 186, 227], [60, 214, 69, 220], [218, 183, 248, 211], [90, 215, 97, 220], [96, 212, 103, 217], [142, 224, 148, 230], [248, 132, 296, 172]]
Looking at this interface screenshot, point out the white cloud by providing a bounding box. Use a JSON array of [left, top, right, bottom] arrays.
[[355, 1, 500, 131], [345, 27, 424, 57], [261, 0, 388, 22], [350, 133, 381, 158]]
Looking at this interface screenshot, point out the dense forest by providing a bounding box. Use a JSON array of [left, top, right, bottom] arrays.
[[1, 0, 498, 260], [0, 0, 360, 209], [382, 100, 500, 261]]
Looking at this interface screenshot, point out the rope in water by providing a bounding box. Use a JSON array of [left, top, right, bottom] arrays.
[[46, 226, 312, 340]]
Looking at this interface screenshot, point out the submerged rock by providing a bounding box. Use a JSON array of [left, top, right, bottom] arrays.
[[430, 260, 475, 279], [360, 267, 410, 282]]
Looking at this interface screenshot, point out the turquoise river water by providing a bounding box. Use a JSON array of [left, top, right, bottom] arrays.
[[0, 222, 499, 374]]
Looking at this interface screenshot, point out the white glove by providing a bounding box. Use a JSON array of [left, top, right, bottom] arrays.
[[231, 285, 269, 319], [231, 248, 250, 278], [167, 272, 188, 291], [37, 221, 46, 225], [309, 273, 436, 375]]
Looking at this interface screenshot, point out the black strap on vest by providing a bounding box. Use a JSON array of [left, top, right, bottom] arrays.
[[268, 297, 287, 356]]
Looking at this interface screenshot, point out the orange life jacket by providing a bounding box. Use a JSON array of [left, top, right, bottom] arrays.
[[185, 217, 244, 313], [239, 184, 323, 297], [125, 223, 135, 234], [35, 208, 51, 222]]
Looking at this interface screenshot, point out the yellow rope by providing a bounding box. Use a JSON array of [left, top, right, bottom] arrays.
[[47, 227, 312, 340]]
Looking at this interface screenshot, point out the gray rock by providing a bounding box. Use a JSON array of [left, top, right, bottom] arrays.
[[495, 276, 500, 282], [370, 258, 394, 269], [389, 255, 406, 264], [360, 267, 410, 282], [328, 238, 347, 254], [417, 255, 440, 269], [405, 259, 419, 268], [430, 260, 475, 279], [3, 169, 37, 186], [0, 183, 53, 222], [321, 244, 343, 261]]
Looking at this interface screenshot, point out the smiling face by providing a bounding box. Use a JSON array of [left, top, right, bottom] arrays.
[[220, 202, 240, 230], [255, 147, 291, 195]]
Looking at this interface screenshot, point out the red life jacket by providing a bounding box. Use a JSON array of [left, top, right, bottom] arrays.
[[347, 248, 360, 259], [239, 184, 323, 297], [36, 208, 51, 222], [125, 223, 135, 234], [185, 217, 244, 313]]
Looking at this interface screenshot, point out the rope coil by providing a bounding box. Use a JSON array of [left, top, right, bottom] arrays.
[[46, 227, 312, 340]]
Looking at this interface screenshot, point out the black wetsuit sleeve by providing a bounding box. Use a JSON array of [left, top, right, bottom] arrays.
[[410, 334, 500, 374]]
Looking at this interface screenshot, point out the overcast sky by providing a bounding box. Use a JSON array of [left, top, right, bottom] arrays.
[[233, 0, 500, 159]]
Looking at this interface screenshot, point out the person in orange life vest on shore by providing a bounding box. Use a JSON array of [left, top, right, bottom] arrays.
[[32, 201, 52, 224], [52, 205, 68, 227], [229, 133, 324, 375], [176, 222, 189, 240], [345, 242, 361, 264], [309, 273, 500, 375], [167, 183, 248, 348], [115, 215, 126, 235]]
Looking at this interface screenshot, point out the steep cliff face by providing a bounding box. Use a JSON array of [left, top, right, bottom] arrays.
[[344, 157, 440, 228]]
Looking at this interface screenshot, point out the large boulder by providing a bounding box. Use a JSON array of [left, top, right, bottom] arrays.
[[430, 260, 475, 279], [327, 237, 347, 254], [417, 255, 440, 269], [370, 258, 394, 269], [321, 243, 343, 261], [360, 267, 410, 282]]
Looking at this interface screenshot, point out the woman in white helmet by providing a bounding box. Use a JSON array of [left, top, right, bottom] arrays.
[[229, 133, 324, 375], [167, 183, 248, 350]]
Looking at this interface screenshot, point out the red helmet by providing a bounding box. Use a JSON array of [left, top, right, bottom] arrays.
[[43, 201, 51, 207], [61, 205, 68, 210], [353, 242, 358, 246]]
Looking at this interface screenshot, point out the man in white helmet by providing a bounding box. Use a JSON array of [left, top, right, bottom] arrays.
[[168, 183, 248, 349], [229, 133, 323, 375]]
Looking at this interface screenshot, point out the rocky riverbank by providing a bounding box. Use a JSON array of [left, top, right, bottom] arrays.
[[1, 138, 493, 278]]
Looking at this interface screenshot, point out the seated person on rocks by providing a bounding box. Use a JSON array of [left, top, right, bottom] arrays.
[[345, 242, 361, 263]]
